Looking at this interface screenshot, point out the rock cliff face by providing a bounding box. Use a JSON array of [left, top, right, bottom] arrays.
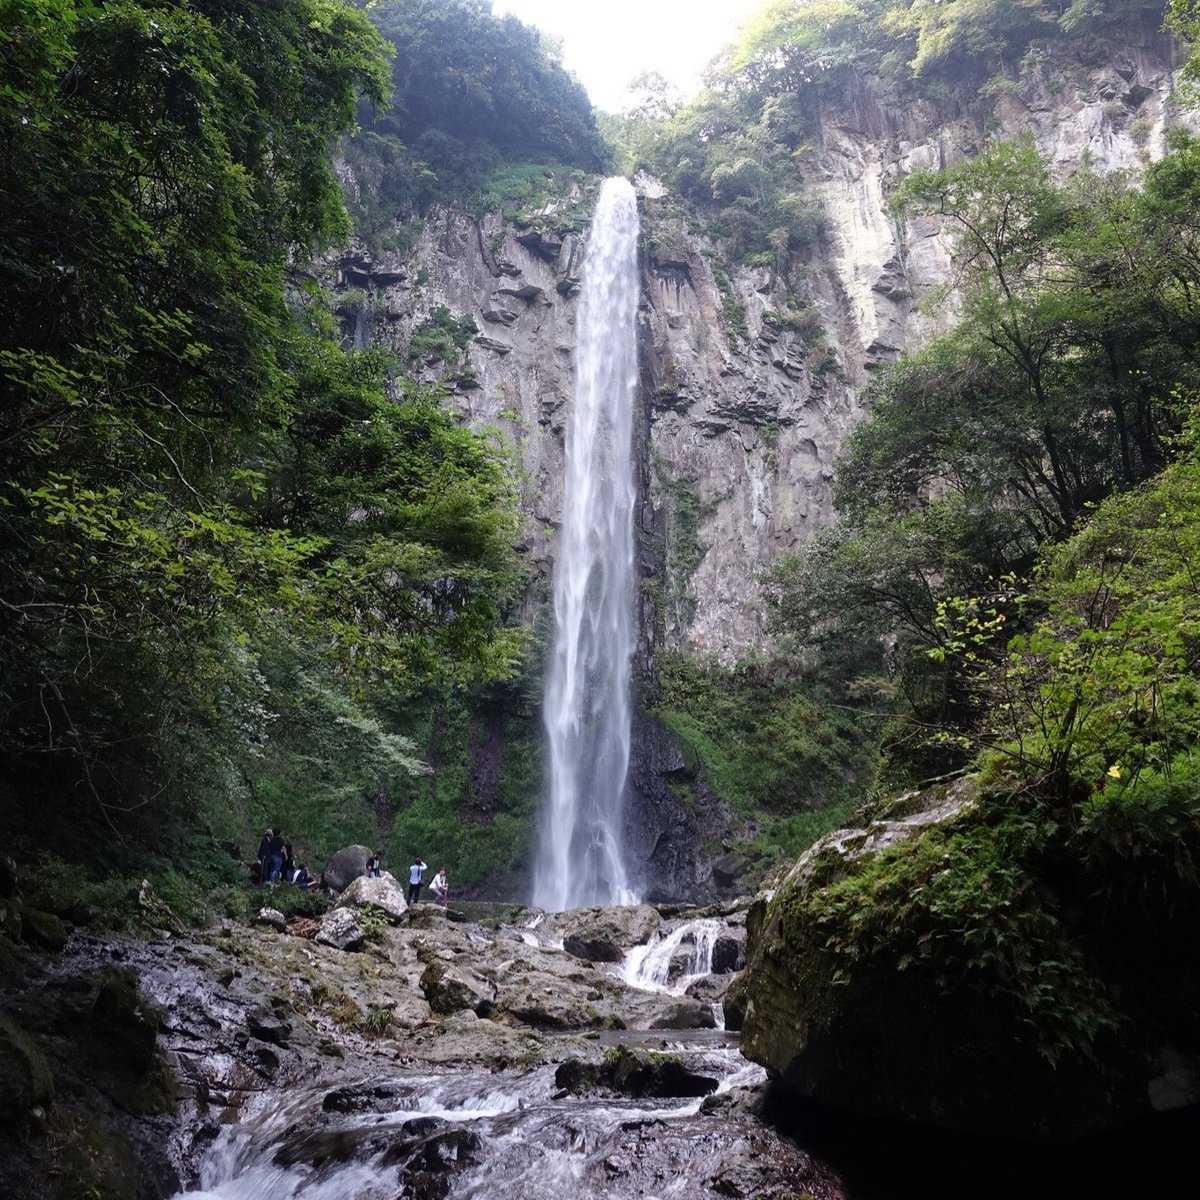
[[332, 27, 1188, 902], [340, 26, 1185, 665]]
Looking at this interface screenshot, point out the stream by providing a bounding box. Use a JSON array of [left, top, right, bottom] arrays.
[[163, 917, 840, 1200]]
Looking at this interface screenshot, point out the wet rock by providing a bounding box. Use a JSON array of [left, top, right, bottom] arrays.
[[0, 1012, 54, 1118], [557, 904, 661, 963], [420, 962, 496, 1018], [315, 907, 365, 952], [246, 1009, 292, 1047], [323, 844, 373, 893], [649, 1000, 717, 1031], [721, 973, 748, 1032], [712, 932, 745, 974], [559, 1047, 718, 1099], [252, 907, 287, 933], [322, 1079, 401, 1113], [21, 908, 67, 952], [336, 873, 408, 923]]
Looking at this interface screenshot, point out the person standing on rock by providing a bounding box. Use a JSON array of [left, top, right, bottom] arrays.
[[266, 830, 286, 883], [407, 857, 427, 904], [256, 829, 273, 884]]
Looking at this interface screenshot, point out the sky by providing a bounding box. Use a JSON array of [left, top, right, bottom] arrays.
[[492, 0, 766, 112]]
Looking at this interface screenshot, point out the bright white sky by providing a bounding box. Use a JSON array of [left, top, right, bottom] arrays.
[[493, 0, 766, 111]]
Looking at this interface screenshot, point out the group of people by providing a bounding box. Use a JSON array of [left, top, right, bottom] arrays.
[[406, 857, 449, 905], [255, 834, 447, 902], [255, 829, 318, 889]]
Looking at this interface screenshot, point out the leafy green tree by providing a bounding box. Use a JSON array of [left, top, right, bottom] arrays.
[[0, 1, 521, 858]]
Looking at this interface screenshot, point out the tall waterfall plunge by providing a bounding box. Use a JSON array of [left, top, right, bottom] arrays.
[[533, 177, 641, 912]]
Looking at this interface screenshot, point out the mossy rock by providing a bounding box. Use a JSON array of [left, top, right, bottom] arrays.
[[21, 907, 67, 952], [0, 1011, 54, 1118], [42, 1108, 144, 1200], [738, 773, 1200, 1139]]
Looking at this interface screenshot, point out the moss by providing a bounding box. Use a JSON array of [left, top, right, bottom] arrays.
[[43, 1109, 143, 1200], [0, 1012, 54, 1118]]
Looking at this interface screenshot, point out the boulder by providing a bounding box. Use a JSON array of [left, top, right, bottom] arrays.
[[737, 774, 1200, 1138], [323, 845, 373, 893], [247, 1009, 292, 1048], [21, 908, 67, 952], [0, 855, 18, 899], [92, 968, 161, 1073], [0, 1013, 53, 1118], [649, 1000, 716, 1031], [335, 873, 407, 923], [420, 963, 495, 1018], [556, 1047, 717, 1099], [711, 931, 745, 974], [252, 907, 287, 933], [315, 908, 365, 952], [557, 904, 661, 964]]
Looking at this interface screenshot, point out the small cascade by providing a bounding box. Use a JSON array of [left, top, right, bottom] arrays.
[[171, 1053, 781, 1200], [621, 918, 722, 997]]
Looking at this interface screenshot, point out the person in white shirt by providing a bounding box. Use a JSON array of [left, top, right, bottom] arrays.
[[407, 857, 427, 904], [430, 867, 448, 904]]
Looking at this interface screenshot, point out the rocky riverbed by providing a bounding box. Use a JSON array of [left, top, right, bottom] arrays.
[[0, 873, 843, 1200]]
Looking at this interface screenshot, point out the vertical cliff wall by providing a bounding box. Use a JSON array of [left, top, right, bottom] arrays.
[[332, 26, 1189, 900]]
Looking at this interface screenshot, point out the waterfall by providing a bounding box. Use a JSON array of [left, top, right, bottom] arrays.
[[621, 919, 722, 996], [533, 177, 641, 912]]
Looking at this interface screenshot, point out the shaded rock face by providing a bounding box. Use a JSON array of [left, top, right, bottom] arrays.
[[736, 776, 1200, 1139], [323, 845, 373, 893]]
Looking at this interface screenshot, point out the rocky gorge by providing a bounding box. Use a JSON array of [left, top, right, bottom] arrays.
[[1, 853, 852, 1200], [325, 18, 1195, 906]]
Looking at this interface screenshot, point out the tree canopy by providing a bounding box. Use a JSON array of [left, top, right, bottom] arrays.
[[0, 0, 522, 857]]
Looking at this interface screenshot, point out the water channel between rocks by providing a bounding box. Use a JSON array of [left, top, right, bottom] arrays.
[[151, 909, 843, 1200]]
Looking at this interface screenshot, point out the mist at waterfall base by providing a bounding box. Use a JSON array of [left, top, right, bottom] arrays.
[[533, 176, 641, 913]]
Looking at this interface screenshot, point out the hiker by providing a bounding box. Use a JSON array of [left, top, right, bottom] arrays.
[[407, 857, 427, 904], [256, 829, 273, 884], [266, 830, 286, 883], [429, 867, 448, 905], [366, 852, 381, 878]]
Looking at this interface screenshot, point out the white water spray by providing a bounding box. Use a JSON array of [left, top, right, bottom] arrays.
[[533, 177, 641, 912]]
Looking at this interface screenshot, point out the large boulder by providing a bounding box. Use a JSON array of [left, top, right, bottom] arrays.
[[555, 1047, 717, 1099], [420, 963, 495, 1018], [0, 1013, 53, 1118], [315, 908, 365, 952], [556, 904, 661, 964], [335, 873, 407, 923], [323, 845, 373, 893], [739, 775, 1200, 1139]]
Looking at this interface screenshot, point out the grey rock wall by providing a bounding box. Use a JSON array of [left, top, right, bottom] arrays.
[[337, 29, 1187, 667]]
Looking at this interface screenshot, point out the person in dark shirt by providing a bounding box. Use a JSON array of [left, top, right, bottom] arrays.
[[267, 831, 285, 883], [256, 829, 273, 885]]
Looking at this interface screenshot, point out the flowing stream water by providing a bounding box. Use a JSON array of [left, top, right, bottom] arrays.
[[171, 1049, 776, 1200], [533, 176, 641, 912]]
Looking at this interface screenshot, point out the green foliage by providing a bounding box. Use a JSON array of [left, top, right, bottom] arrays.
[[981, 416, 1200, 801], [652, 463, 708, 633], [0, 0, 526, 894], [345, 0, 607, 217], [774, 135, 1200, 780], [651, 656, 877, 821]]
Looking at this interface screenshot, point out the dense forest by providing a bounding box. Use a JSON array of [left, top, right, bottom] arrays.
[[3, 0, 1200, 997], [0, 0, 606, 912]]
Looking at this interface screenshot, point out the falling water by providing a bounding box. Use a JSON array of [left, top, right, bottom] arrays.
[[533, 177, 641, 912]]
